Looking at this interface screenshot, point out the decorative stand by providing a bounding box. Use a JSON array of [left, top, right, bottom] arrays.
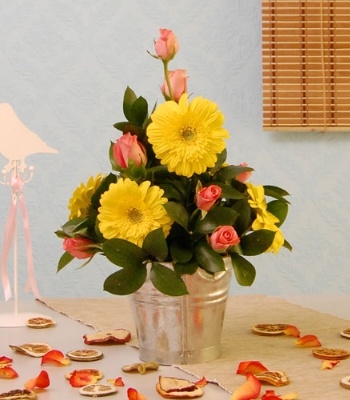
[[0, 103, 58, 327], [0, 161, 50, 327]]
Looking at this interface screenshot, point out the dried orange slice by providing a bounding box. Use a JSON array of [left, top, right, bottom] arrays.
[[66, 349, 103, 361], [252, 324, 289, 336], [312, 347, 350, 360], [79, 384, 117, 397], [26, 317, 55, 329], [9, 343, 52, 358]]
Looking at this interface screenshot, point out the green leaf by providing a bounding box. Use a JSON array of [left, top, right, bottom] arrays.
[[264, 185, 290, 202], [240, 230, 276, 255], [195, 207, 239, 234], [61, 218, 88, 236], [194, 240, 226, 273], [103, 239, 147, 268], [173, 260, 198, 275], [216, 183, 247, 200], [142, 228, 168, 261], [267, 200, 289, 226], [150, 262, 188, 296], [283, 238, 293, 251], [104, 266, 147, 295], [230, 253, 256, 286], [57, 252, 74, 272], [123, 86, 137, 120], [163, 202, 189, 230], [170, 241, 193, 263]]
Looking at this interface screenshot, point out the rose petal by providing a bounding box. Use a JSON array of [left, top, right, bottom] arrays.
[[283, 325, 300, 338], [195, 376, 208, 387], [25, 370, 50, 390], [107, 377, 125, 387], [280, 393, 298, 400], [127, 387, 147, 400], [41, 350, 71, 366], [0, 366, 18, 379], [295, 334, 322, 347], [0, 356, 12, 366], [236, 361, 268, 375], [261, 390, 282, 400], [230, 373, 261, 400], [321, 359, 340, 370], [69, 370, 98, 387]]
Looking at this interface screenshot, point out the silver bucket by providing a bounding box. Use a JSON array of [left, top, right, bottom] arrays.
[[129, 259, 232, 364]]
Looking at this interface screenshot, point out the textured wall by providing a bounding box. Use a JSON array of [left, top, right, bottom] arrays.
[[1, 0, 350, 299]]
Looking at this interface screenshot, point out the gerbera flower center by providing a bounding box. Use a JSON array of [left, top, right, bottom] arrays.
[[181, 126, 196, 142], [128, 207, 143, 223]]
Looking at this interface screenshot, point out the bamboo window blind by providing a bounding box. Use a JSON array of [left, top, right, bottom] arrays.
[[262, 1, 350, 131]]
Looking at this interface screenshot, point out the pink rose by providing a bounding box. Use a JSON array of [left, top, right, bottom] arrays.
[[154, 28, 179, 61], [236, 162, 252, 183], [161, 69, 187, 101], [196, 185, 222, 211], [113, 132, 147, 169], [63, 237, 94, 259], [210, 226, 240, 253]]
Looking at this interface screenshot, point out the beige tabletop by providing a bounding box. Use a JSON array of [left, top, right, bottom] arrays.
[[41, 294, 350, 398]]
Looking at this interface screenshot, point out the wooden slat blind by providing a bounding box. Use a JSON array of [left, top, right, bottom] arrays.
[[262, 0, 350, 131]]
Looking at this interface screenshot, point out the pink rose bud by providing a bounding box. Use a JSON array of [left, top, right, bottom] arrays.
[[63, 237, 94, 259], [161, 69, 187, 101], [210, 226, 240, 253], [113, 132, 147, 169], [236, 162, 252, 183], [154, 28, 179, 61], [196, 185, 222, 212]]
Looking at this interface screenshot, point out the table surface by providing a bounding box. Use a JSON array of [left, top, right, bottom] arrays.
[[1, 295, 350, 399]]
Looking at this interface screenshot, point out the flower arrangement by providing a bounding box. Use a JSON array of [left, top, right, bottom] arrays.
[[56, 29, 291, 296]]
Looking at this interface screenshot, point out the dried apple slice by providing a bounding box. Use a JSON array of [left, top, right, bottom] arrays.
[[237, 360, 268, 375], [9, 343, 52, 358], [122, 362, 159, 374], [295, 334, 322, 348], [254, 371, 289, 387], [230, 373, 261, 400], [127, 388, 147, 400], [0, 366, 18, 379], [24, 370, 50, 390], [156, 376, 204, 399], [83, 329, 131, 345], [41, 349, 70, 366]]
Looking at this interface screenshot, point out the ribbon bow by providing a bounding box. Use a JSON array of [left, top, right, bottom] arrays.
[[1, 174, 40, 301]]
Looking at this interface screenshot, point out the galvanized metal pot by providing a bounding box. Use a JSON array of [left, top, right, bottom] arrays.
[[129, 259, 232, 364]]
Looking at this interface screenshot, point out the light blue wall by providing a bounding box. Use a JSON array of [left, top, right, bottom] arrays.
[[1, 0, 350, 299]]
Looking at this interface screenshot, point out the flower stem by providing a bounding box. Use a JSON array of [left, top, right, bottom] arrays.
[[163, 60, 174, 101]]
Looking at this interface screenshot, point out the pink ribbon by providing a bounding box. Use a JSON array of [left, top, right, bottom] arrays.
[[1, 175, 41, 301]]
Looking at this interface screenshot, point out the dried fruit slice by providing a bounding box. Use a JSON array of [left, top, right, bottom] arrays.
[[9, 343, 52, 358], [122, 361, 159, 374], [26, 317, 55, 329], [65, 369, 103, 380], [251, 324, 289, 336], [340, 328, 350, 339], [66, 349, 103, 361], [83, 329, 131, 345], [0, 389, 36, 399], [156, 376, 204, 399], [312, 347, 350, 360], [79, 384, 117, 397], [254, 370, 289, 387], [340, 375, 350, 389]]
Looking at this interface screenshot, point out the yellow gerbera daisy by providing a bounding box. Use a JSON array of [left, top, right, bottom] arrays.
[[68, 173, 105, 219], [246, 183, 267, 213], [147, 94, 229, 178], [98, 178, 173, 247]]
